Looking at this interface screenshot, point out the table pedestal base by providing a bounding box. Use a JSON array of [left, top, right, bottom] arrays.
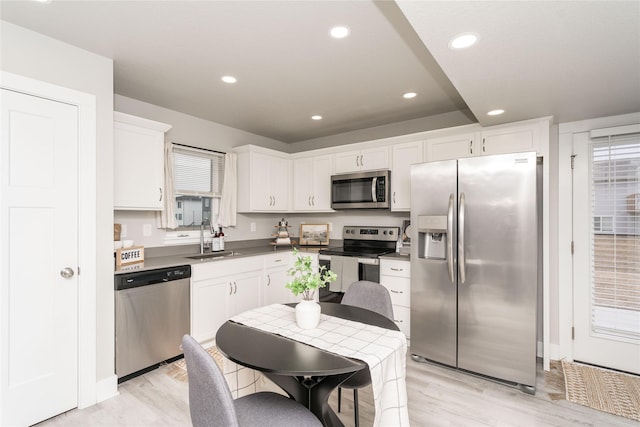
[[264, 371, 357, 427]]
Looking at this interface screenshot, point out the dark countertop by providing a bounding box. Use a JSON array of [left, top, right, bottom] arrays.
[[114, 242, 328, 274]]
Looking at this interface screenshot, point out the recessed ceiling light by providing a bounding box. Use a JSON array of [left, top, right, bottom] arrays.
[[449, 33, 479, 50], [329, 26, 350, 39], [311, 115, 323, 121], [403, 92, 417, 99], [487, 109, 505, 116], [221, 76, 237, 84]]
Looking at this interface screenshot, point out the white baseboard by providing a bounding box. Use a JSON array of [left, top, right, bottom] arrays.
[[95, 374, 119, 404]]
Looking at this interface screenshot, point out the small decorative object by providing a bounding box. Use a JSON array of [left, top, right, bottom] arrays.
[[272, 217, 292, 246], [116, 246, 144, 267], [299, 223, 330, 246], [286, 249, 337, 329]]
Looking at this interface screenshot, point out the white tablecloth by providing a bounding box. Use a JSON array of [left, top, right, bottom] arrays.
[[231, 304, 410, 427]]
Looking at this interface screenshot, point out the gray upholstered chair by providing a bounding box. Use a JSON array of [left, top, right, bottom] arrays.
[[339, 280, 394, 427], [181, 335, 321, 427]]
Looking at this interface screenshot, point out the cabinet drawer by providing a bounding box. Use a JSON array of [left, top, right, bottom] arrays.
[[263, 253, 291, 269], [380, 259, 410, 278], [392, 305, 410, 338], [380, 275, 410, 307]]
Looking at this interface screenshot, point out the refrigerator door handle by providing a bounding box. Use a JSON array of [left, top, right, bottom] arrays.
[[458, 192, 466, 284], [447, 193, 455, 283]]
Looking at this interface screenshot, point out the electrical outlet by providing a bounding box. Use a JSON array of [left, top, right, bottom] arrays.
[[250, 222, 256, 232], [121, 224, 127, 238], [143, 224, 152, 237]]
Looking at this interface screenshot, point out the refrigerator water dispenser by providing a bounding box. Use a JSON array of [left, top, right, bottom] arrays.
[[417, 215, 447, 260]]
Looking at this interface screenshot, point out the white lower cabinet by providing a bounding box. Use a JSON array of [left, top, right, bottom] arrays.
[[191, 251, 317, 345], [191, 259, 262, 345], [263, 252, 297, 305], [380, 258, 411, 338]]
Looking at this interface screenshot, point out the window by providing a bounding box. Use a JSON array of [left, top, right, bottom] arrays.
[[173, 144, 224, 230], [590, 134, 640, 340]]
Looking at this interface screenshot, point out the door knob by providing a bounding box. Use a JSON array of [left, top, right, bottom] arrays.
[[60, 267, 75, 279]]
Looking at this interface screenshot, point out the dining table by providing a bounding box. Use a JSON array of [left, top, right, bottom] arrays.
[[215, 302, 404, 427]]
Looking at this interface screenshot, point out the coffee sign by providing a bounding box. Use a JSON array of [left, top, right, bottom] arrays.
[[116, 246, 144, 267]]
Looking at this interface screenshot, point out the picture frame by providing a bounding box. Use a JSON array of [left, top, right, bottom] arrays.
[[299, 224, 329, 246]]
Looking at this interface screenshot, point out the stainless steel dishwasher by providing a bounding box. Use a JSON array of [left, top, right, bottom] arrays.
[[115, 265, 191, 382]]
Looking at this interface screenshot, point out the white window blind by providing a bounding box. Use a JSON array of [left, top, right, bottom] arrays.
[[590, 133, 640, 340], [173, 145, 224, 197]]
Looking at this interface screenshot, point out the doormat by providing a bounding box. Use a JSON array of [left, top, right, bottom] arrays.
[[166, 345, 270, 398], [562, 360, 640, 421]]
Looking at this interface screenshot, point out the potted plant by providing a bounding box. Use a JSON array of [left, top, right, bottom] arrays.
[[285, 249, 337, 329]]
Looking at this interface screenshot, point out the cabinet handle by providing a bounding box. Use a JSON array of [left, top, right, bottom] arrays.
[[356, 155, 359, 167], [482, 137, 486, 153], [311, 195, 315, 206], [267, 274, 271, 286], [360, 154, 364, 167], [394, 319, 404, 323], [308, 196, 312, 206], [393, 191, 396, 204], [234, 281, 237, 294], [390, 289, 404, 294], [469, 140, 473, 155], [272, 196, 276, 207], [159, 187, 163, 202], [391, 267, 403, 272], [229, 283, 233, 295]]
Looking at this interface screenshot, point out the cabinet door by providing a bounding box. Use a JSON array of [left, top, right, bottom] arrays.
[[426, 133, 476, 162], [250, 152, 275, 210], [293, 155, 333, 211], [250, 153, 289, 211], [391, 142, 423, 211], [191, 278, 230, 344], [292, 157, 315, 211], [269, 156, 289, 210], [334, 150, 361, 174], [480, 125, 539, 156], [360, 146, 389, 171], [231, 271, 262, 315], [263, 253, 292, 304], [114, 121, 165, 210]]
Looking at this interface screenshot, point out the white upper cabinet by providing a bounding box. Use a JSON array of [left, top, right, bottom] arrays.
[[334, 146, 389, 174], [292, 154, 333, 212], [237, 146, 290, 212], [425, 119, 545, 162], [391, 141, 423, 211], [425, 132, 477, 162], [113, 112, 171, 210]]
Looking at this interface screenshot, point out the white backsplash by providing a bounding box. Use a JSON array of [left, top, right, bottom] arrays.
[[113, 210, 409, 248]]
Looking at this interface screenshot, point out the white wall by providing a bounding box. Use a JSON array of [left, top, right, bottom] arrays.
[[1, 21, 115, 387]]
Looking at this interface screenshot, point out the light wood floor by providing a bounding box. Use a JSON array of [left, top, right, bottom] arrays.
[[39, 355, 638, 427]]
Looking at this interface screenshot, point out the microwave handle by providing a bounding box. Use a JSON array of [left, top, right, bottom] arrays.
[[371, 177, 377, 202]]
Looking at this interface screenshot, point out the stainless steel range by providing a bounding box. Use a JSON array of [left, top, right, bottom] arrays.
[[318, 225, 399, 301]]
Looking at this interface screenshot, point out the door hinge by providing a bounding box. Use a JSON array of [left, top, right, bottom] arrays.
[[572, 326, 575, 340], [570, 154, 576, 169], [77, 266, 80, 276], [571, 241, 574, 254]]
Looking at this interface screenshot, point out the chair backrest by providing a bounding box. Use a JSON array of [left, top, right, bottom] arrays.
[[182, 335, 240, 427], [341, 280, 394, 320]]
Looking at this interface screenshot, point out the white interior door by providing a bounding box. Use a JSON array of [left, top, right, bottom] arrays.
[[1, 88, 79, 425], [573, 131, 640, 374]]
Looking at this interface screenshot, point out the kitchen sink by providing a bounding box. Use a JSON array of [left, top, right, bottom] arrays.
[[185, 250, 240, 260]]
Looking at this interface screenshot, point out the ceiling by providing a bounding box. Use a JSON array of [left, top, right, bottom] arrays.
[[2, 1, 639, 144]]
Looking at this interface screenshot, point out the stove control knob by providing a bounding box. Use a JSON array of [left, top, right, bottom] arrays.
[[389, 230, 394, 235], [383, 230, 387, 235]]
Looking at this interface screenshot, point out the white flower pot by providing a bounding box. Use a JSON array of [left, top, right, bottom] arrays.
[[295, 299, 321, 329]]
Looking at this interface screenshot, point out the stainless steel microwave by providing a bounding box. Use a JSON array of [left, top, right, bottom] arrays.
[[331, 170, 390, 209]]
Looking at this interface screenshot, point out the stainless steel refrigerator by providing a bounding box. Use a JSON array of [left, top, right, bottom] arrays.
[[410, 152, 538, 393]]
